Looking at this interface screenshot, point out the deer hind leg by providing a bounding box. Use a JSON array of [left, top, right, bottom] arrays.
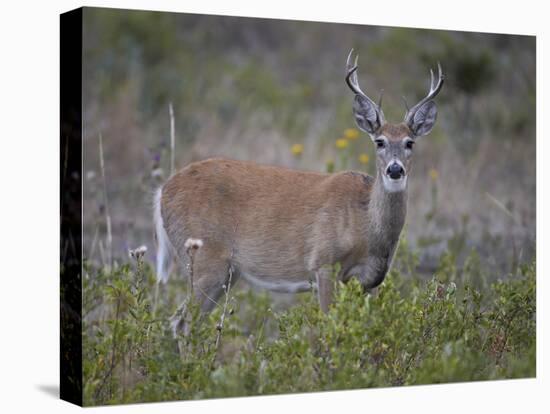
[[170, 243, 235, 337]]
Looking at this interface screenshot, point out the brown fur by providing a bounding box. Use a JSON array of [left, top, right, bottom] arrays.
[[160, 156, 407, 315], [378, 123, 412, 140]]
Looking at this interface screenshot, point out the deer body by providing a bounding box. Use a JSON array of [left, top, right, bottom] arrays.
[[158, 156, 406, 295], [156, 50, 444, 332]]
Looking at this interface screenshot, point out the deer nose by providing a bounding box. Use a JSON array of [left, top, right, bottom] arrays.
[[386, 163, 405, 179]]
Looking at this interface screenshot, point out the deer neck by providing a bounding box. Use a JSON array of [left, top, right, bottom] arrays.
[[367, 173, 408, 242]]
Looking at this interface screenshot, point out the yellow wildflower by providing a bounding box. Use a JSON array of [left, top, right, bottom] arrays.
[[359, 153, 370, 164], [291, 143, 304, 156], [335, 138, 349, 149], [429, 168, 439, 181], [344, 128, 360, 140]]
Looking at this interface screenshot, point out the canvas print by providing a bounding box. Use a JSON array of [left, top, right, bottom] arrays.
[[60, 6, 536, 406]]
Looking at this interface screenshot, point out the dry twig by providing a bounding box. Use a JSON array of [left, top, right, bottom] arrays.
[[169, 102, 175, 176], [98, 133, 112, 269]]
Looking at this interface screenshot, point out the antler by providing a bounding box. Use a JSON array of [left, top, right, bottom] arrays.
[[346, 49, 385, 123], [404, 62, 445, 124]]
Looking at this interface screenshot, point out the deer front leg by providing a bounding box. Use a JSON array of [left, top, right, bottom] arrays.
[[316, 266, 335, 313]]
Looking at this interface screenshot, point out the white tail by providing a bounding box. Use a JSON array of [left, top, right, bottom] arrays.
[[154, 186, 174, 283]]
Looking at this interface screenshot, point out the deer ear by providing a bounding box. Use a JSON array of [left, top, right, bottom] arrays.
[[409, 100, 437, 137], [353, 95, 382, 134]]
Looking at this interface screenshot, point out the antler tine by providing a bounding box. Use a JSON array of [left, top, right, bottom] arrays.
[[434, 62, 444, 94], [351, 55, 361, 90], [404, 62, 445, 124], [345, 49, 365, 97], [345, 49, 380, 108], [346, 48, 354, 70], [345, 65, 361, 96]]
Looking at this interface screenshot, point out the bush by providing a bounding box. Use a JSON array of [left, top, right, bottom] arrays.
[[82, 250, 535, 406]]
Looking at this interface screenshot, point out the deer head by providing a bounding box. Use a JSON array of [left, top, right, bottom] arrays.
[[346, 49, 444, 192]]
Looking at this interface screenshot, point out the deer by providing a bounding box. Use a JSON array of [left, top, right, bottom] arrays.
[[154, 49, 444, 335]]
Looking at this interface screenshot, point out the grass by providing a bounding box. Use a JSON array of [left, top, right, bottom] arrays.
[[81, 239, 536, 406]]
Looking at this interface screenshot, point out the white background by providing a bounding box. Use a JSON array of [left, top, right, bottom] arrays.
[[0, 0, 546, 412]]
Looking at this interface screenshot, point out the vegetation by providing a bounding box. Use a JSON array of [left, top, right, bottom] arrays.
[[80, 8, 536, 407], [82, 239, 535, 406]]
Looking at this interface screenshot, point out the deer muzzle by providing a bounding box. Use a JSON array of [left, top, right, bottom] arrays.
[[386, 161, 405, 180]]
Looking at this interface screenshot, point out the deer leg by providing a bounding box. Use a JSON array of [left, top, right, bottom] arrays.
[[169, 298, 191, 338], [316, 266, 335, 313], [170, 273, 230, 338], [171, 269, 235, 358], [171, 245, 234, 337]]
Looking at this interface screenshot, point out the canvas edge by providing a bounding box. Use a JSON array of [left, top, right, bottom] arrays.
[[60, 6, 84, 407]]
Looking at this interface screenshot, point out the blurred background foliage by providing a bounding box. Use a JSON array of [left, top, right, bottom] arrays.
[[82, 7, 535, 284]]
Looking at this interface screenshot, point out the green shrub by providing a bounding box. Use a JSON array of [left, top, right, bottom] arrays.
[[82, 250, 535, 406]]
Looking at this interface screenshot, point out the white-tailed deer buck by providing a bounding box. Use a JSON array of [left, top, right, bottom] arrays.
[[155, 50, 444, 334]]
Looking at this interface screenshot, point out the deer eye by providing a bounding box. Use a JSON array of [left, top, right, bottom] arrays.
[[405, 140, 415, 150], [375, 139, 385, 149]]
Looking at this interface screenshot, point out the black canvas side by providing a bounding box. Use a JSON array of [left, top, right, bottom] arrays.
[[60, 7, 83, 407]]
